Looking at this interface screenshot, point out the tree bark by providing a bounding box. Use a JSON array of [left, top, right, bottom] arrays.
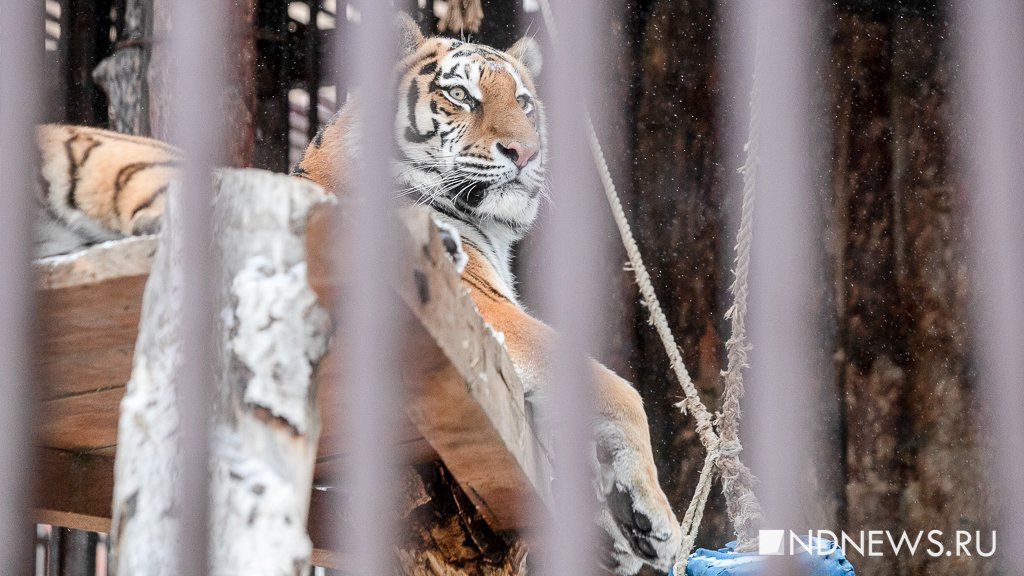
[[827, 6, 992, 575], [827, 10, 909, 576], [109, 169, 331, 575], [147, 1, 170, 142], [223, 0, 258, 167], [891, 11, 991, 576], [626, 0, 731, 553], [397, 463, 529, 576], [207, 170, 331, 573]]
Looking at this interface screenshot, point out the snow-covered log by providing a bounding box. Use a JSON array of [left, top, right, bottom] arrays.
[[109, 168, 331, 575]]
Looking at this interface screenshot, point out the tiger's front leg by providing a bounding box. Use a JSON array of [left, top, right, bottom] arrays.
[[460, 250, 681, 575]]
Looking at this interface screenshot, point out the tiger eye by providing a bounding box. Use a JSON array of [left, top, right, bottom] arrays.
[[448, 87, 467, 101], [517, 96, 528, 109]]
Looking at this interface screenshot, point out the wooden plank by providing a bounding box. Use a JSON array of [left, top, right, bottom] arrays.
[[313, 437, 439, 482], [32, 447, 423, 572], [314, 350, 427, 460], [307, 207, 553, 530], [34, 449, 114, 533], [35, 238, 153, 400], [34, 203, 551, 538], [395, 210, 553, 530], [37, 388, 123, 451]]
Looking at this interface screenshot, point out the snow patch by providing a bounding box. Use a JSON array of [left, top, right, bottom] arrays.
[[485, 323, 506, 345], [35, 234, 156, 266]]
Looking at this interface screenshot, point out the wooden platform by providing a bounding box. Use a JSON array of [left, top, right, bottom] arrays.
[[32, 206, 551, 567]]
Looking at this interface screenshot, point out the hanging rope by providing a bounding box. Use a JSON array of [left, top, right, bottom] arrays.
[[535, 1, 764, 573], [586, 116, 721, 462], [713, 68, 764, 553]]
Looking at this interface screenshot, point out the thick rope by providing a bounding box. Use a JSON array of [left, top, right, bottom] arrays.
[[537, 0, 763, 571], [586, 110, 719, 576], [589, 109, 735, 575], [585, 118, 720, 453], [677, 449, 719, 566], [714, 74, 764, 551]]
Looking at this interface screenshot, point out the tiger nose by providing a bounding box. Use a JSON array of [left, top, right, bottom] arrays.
[[497, 141, 539, 168]]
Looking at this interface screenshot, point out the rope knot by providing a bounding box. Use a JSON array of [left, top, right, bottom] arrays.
[[718, 440, 742, 458]]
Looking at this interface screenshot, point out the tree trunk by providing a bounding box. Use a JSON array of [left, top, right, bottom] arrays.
[[109, 169, 331, 575], [626, 0, 731, 553], [206, 170, 331, 573], [223, 0, 258, 167], [827, 5, 992, 575], [147, 1, 170, 141], [891, 10, 991, 576], [827, 10, 908, 576]]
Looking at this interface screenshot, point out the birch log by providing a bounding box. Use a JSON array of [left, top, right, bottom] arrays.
[[92, 0, 152, 135], [110, 169, 332, 575]]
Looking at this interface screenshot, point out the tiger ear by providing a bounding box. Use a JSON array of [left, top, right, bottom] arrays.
[[396, 12, 425, 58], [508, 36, 542, 77]]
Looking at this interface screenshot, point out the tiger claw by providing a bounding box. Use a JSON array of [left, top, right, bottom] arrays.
[[432, 218, 468, 273]]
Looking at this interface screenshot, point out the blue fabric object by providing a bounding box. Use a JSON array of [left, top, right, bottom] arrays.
[[672, 537, 856, 576]]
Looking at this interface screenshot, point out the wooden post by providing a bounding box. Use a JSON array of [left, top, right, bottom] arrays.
[[144, 0, 256, 165], [109, 169, 332, 574]]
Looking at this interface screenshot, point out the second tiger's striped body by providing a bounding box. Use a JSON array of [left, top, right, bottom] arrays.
[[35, 124, 177, 257]]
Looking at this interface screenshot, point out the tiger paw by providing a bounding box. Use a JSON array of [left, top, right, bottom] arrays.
[[432, 217, 468, 273], [127, 197, 166, 236], [596, 434, 681, 574]]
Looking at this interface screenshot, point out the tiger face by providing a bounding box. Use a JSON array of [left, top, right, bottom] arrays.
[[395, 22, 546, 252]]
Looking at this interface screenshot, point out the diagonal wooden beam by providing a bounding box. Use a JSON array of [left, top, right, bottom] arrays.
[[34, 176, 551, 546]]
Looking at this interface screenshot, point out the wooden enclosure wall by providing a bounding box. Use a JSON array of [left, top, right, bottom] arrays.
[[588, 2, 992, 575]]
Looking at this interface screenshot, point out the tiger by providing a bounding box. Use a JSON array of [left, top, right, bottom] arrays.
[[33, 14, 682, 574]]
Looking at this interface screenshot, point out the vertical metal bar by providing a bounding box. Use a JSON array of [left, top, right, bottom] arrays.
[[738, 0, 823, 570], [167, 0, 227, 572], [0, 1, 42, 574], [48, 528, 63, 576], [333, 2, 401, 575], [954, 1, 1024, 569], [533, 1, 609, 574], [56, 528, 99, 576]]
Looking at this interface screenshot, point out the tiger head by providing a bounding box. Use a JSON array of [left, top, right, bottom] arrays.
[[394, 16, 546, 263]]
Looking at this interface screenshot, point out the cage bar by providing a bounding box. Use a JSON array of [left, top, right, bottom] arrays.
[[532, 0, 609, 574], [740, 0, 824, 572], [166, 0, 229, 572], [954, 0, 1024, 570], [0, 1, 43, 574], [332, 2, 403, 574]]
